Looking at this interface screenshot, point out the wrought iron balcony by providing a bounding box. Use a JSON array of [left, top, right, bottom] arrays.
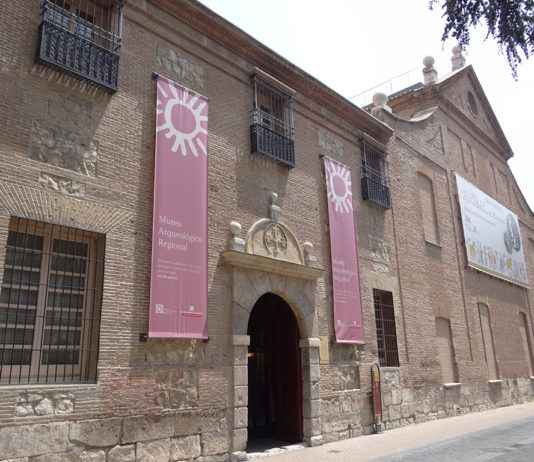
[[361, 164, 391, 209], [37, 0, 123, 92], [250, 109, 295, 168]]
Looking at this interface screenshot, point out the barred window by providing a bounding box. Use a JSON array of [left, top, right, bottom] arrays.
[[250, 73, 295, 167], [0, 218, 104, 385], [373, 289, 399, 367], [361, 142, 391, 209]]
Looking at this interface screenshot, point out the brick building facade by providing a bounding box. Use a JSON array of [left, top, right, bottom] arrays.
[[0, 1, 532, 461]]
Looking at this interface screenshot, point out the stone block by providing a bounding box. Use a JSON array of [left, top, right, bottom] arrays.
[[303, 381, 320, 400], [232, 428, 247, 452], [233, 387, 247, 407], [391, 389, 402, 405], [402, 389, 414, 403], [31, 449, 82, 462], [69, 418, 121, 447], [80, 450, 105, 462], [199, 410, 228, 433], [303, 399, 321, 419], [107, 445, 135, 462], [389, 405, 401, 421], [309, 435, 323, 447], [233, 347, 247, 366], [122, 415, 174, 443], [0, 423, 69, 459], [233, 366, 247, 387], [201, 431, 230, 456], [233, 407, 247, 429], [136, 439, 170, 462], [303, 417, 321, 437], [174, 412, 202, 436], [170, 435, 201, 460], [230, 451, 247, 462], [196, 456, 229, 462]]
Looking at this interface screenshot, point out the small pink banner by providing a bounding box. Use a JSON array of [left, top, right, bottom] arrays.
[[323, 157, 364, 343], [149, 75, 208, 339]]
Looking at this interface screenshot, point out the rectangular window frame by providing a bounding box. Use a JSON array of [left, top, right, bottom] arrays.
[[361, 142, 391, 209], [373, 289, 399, 367], [250, 72, 295, 168], [0, 218, 103, 385]]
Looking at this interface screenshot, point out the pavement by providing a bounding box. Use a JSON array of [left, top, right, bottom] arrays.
[[248, 401, 534, 461]]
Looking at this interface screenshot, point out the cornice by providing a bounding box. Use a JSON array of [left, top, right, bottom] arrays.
[[146, 0, 393, 144]]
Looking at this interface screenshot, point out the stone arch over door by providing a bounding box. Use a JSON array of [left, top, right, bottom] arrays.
[[222, 192, 324, 457], [229, 268, 322, 456]]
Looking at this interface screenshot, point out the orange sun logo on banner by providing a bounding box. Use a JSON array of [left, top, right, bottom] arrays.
[[156, 79, 208, 157]]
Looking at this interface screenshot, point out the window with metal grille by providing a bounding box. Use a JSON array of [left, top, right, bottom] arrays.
[[361, 143, 390, 208], [373, 289, 399, 367], [0, 218, 104, 385], [250, 75, 295, 167], [38, 0, 123, 91]]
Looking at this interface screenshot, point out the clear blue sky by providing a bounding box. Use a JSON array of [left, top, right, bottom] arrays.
[[199, 0, 534, 210]]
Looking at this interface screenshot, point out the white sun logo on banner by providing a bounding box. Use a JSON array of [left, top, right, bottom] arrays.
[[326, 161, 353, 214], [156, 80, 208, 157]]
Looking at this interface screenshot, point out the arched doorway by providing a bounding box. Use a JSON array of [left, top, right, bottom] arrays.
[[247, 293, 303, 448]]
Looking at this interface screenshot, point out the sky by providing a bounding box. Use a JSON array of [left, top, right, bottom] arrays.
[[198, 0, 534, 210]]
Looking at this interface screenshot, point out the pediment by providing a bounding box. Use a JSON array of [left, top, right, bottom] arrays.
[[439, 67, 512, 159], [225, 192, 318, 268], [246, 218, 304, 264]]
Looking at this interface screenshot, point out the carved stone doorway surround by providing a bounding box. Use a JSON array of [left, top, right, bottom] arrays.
[[222, 193, 324, 458]]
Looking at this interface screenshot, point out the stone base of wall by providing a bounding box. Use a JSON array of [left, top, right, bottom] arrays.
[[0, 408, 229, 462], [378, 376, 534, 432], [2, 375, 532, 461], [318, 370, 534, 446]]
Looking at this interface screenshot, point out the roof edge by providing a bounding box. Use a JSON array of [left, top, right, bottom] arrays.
[[147, 0, 393, 143]]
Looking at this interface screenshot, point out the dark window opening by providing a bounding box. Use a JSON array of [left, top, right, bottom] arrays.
[[0, 217, 105, 385], [361, 142, 391, 208], [37, 0, 123, 91], [373, 289, 399, 367], [250, 75, 295, 168]]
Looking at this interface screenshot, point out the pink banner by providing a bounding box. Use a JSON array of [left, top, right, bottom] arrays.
[[323, 157, 364, 343], [149, 75, 208, 339]]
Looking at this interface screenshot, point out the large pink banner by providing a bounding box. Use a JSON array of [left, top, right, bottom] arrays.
[[149, 75, 208, 339], [323, 157, 364, 343]]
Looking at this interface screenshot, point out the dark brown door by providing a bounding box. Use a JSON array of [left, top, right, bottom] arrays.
[[248, 293, 302, 445]]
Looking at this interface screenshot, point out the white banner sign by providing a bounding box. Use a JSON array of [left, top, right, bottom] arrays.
[[456, 174, 528, 287]]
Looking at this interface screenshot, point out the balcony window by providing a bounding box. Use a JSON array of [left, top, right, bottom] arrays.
[[37, 0, 123, 92], [361, 142, 391, 208], [250, 75, 295, 168], [0, 217, 105, 385]]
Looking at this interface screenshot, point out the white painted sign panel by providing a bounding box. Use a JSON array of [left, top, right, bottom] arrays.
[[456, 174, 528, 287]]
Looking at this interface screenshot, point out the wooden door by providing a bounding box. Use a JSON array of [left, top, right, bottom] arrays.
[[272, 300, 302, 443]]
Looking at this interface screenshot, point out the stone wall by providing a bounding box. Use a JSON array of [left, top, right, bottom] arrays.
[[0, 411, 227, 461], [377, 368, 534, 432]]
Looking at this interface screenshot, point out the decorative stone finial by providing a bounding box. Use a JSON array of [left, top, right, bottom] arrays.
[[229, 221, 245, 252], [371, 92, 392, 115], [302, 241, 316, 265], [422, 56, 437, 85], [269, 192, 281, 222], [451, 44, 466, 71]]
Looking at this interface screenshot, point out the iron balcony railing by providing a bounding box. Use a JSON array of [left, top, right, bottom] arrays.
[[250, 109, 295, 168], [361, 164, 391, 209], [37, 0, 122, 92]]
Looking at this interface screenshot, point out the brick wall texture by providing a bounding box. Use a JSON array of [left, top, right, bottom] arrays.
[[0, 1, 533, 461]]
